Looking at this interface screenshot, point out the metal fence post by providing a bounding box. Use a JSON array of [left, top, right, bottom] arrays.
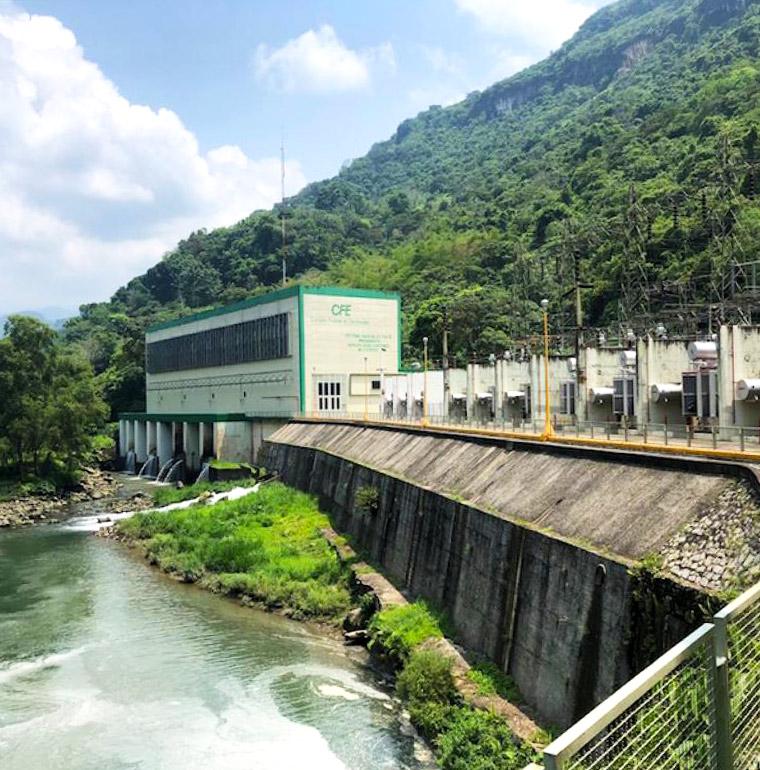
[[740, 427, 745, 452], [712, 425, 718, 449], [711, 615, 734, 770]]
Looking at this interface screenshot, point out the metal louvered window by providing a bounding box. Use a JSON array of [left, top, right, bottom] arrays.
[[146, 313, 290, 374]]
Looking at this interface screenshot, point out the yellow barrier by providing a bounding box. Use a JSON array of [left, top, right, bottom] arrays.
[[295, 415, 760, 465]]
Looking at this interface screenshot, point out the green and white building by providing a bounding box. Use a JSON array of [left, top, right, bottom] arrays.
[[119, 286, 401, 470]]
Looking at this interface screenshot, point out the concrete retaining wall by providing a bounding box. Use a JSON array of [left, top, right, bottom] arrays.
[[262, 423, 711, 727]]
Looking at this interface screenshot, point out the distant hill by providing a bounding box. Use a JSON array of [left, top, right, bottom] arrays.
[[1, 308, 74, 334], [63, 0, 760, 416]]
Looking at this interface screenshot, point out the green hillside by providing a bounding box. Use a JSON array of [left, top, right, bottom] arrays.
[[64, 0, 760, 416]]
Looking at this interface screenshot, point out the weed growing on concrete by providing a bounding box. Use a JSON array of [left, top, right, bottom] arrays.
[[354, 485, 380, 516], [467, 661, 520, 702]]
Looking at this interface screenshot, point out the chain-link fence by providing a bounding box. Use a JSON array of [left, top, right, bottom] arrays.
[[531, 581, 760, 770]]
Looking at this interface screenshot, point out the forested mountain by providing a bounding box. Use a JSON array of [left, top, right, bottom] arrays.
[[64, 0, 760, 417]]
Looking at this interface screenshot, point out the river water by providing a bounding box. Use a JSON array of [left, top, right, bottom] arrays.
[[0, 495, 428, 770]]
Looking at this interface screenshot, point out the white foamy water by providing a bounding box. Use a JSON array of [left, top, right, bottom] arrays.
[[0, 521, 428, 770]]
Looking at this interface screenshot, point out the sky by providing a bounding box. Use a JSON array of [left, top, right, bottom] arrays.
[[0, 0, 611, 316]]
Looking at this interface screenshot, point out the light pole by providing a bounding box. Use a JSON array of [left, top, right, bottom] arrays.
[[363, 356, 368, 421], [378, 346, 387, 418], [541, 299, 553, 438], [422, 336, 429, 426], [489, 352, 497, 423]]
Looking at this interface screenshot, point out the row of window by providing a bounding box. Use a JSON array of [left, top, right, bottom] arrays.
[[147, 313, 290, 374]]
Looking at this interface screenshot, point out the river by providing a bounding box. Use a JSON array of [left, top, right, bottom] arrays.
[[0, 490, 429, 769]]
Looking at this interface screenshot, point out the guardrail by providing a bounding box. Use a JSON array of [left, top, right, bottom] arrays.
[[525, 581, 760, 770], [296, 411, 760, 461]]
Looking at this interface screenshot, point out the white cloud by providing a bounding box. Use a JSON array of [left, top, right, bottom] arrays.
[[455, 0, 610, 51], [0, 10, 307, 312], [254, 24, 395, 93]]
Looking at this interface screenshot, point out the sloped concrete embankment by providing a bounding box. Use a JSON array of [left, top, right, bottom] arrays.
[[260, 422, 730, 728]]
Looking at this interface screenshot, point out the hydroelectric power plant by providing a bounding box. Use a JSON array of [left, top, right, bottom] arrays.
[[112, 285, 760, 767]]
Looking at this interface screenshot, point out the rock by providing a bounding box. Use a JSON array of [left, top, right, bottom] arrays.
[[343, 607, 365, 631], [97, 516, 112, 524], [344, 629, 369, 645]]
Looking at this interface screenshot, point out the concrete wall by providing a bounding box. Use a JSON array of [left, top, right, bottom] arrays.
[[262, 422, 710, 727], [637, 337, 690, 426]]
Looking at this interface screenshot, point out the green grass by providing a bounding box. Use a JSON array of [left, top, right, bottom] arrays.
[[467, 662, 521, 702], [367, 601, 445, 661], [117, 482, 351, 620], [150, 478, 260, 507]]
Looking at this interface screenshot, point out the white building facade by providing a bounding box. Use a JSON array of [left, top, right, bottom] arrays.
[[119, 286, 401, 470]]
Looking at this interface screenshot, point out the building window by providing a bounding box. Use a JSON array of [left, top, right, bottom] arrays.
[[146, 312, 290, 374], [317, 380, 342, 412], [560, 381, 576, 415], [613, 376, 636, 417], [371, 379, 381, 391]]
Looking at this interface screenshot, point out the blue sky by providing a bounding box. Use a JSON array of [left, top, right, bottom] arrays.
[[0, 0, 610, 313]]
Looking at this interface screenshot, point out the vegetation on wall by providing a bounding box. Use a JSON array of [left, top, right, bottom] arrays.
[[61, 0, 760, 419]]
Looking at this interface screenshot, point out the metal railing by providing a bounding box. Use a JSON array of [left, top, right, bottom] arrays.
[[296, 411, 760, 459], [529, 581, 760, 770]]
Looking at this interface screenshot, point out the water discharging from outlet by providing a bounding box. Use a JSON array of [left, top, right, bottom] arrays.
[[125, 450, 136, 475], [164, 459, 184, 484], [155, 458, 176, 483], [195, 462, 211, 484], [138, 454, 159, 479]]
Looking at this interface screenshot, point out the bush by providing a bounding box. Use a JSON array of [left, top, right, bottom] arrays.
[[368, 601, 444, 661], [436, 708, 530, 770], [397, 650, 458, 706], [354, 485, 379, 515]]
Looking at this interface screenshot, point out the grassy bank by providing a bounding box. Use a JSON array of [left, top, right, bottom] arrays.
[[368, 601, 538, 770], [117, 482, 351, 620]]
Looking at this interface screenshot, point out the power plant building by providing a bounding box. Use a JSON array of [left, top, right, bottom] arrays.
[[119, 286, 400, 472]]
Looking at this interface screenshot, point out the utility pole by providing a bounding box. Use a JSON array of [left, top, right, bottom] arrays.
[[442, 306, 450, 419], [281, 138, 287, 287]]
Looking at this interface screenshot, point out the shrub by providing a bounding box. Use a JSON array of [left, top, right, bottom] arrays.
[[354, 485, 379, 515], [368, 601, 444, 661], [397, 650, 458, 706], [436, 708, 530, 770]]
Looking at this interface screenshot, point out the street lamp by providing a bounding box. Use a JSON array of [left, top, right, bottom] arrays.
[[363, 356, 369, 421], [422, 336, 429, 426], [540, 299, 553, 438], [378, 346, 387, 418]]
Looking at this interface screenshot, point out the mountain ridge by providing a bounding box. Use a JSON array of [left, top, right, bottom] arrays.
[[62, 0, 760, 417]]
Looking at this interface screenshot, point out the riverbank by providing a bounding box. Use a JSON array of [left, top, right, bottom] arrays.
[[1, 509, 428, 770], [0, 468, 150, 528], [108, 481, 545, 769], [109, 482, 353, 622]]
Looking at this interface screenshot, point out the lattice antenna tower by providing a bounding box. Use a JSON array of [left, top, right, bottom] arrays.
[[281, 136, 287, 287], [620, 184, 651, 329]]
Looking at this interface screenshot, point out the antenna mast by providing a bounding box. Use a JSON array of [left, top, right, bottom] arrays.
[[281, 137, 287, 287]]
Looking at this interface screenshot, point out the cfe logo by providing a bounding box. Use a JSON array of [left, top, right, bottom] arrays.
[[331, 303, 352, 317]]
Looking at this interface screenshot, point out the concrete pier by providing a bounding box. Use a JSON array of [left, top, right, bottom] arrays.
[[156, 422, 172, 466]]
